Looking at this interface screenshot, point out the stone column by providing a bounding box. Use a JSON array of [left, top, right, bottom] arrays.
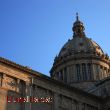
[[69, 66, 72, 83], [62, 69, 65, 82], [16, 79, 20, 92], [80, 64, 82, 80], [68, 65, 74, 83], [107, 69, 110, 77], [79, 102, 83, 110], [91, 63, 94, 80], [97, 64, 101, 80], [86, 64, 89, 80], [101, 66, 104, 79], [53, 93, 59, 110], [74, 65, 77, 82], [97, 65, 101, 80], [98, 103, 102, 110], [67, 67, 70, 83], [104, 68, 107, 78], [71, 99, 76, 110], [92, 64, 96, 80], [2, 73, 6, 87], [73, 65, 76, 81], [109, 69, 110, 76], [71, 65, 74, 83], [24, 82, 31, 110], [69, 66, 73, 83]]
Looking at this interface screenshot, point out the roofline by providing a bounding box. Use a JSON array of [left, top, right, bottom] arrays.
[[0, 57, 103, 101]]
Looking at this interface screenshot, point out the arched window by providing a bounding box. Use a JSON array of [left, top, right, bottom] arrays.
[[87, 63, 92, 80], [82, 63, 87, 80], [76, 64, 81, 81]]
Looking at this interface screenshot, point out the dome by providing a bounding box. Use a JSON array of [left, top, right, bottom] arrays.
[[57, 13, 105, 60], [59, 37, 104, 57]]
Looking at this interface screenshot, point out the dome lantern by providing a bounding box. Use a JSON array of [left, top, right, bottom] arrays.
[[72, 13, 85, 37]]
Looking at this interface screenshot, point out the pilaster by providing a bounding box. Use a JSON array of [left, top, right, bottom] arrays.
[[53, 93, 59, 110], [24, 82, 31, 110]]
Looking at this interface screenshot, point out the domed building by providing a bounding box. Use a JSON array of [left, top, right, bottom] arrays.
[[0, 14, 110, 110], [50, 14, 110, 90]]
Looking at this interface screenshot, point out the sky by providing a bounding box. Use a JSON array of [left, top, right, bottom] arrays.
[[0, 0, 110, 76]]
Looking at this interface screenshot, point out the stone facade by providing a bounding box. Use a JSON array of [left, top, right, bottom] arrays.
[[0, 57, 102, 110]]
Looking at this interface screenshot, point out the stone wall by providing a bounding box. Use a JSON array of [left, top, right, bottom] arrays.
[[0, 61, 102, 110]]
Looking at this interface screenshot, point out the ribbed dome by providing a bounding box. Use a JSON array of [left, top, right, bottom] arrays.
[[59, 13, 104, 58], [59, 36, 104, 57]]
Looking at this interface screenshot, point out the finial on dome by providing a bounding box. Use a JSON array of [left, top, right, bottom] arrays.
[[72, 13, 85, 37], [76, 12, 79, 21]]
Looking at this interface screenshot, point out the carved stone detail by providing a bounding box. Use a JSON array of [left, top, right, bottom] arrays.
[[2, 74, 16, 91]]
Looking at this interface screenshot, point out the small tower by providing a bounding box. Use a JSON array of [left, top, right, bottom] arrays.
[[72, 13, 85, 37]]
